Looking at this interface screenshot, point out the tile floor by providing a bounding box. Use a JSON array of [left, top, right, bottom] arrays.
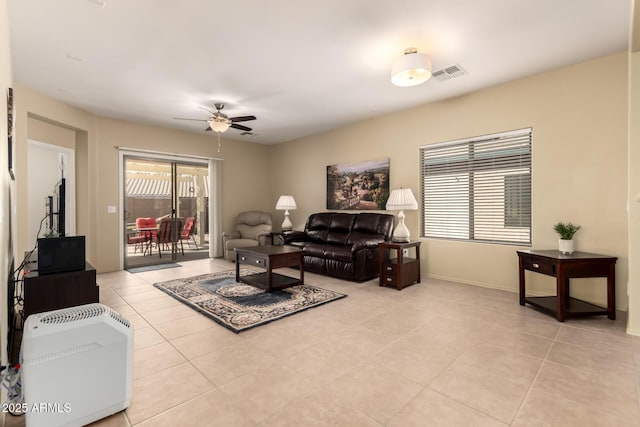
[[5, 258, 640, 426]]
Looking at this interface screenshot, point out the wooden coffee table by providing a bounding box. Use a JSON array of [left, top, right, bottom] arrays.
[[235, 245, 304, 292]]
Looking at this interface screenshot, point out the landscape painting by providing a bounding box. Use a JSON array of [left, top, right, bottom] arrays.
[[326, 158, 390, 210]]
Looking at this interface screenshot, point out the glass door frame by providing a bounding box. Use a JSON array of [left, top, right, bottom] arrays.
[[118, 149, 211, 270]]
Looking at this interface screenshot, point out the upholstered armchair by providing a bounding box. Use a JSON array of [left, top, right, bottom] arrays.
[[222, 211, 273, 261]]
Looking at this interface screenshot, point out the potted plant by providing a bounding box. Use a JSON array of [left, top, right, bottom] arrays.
[[553, 221, 581, 254]]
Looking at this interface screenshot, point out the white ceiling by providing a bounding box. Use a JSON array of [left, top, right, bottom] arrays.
[[7, 0, 631, 144]]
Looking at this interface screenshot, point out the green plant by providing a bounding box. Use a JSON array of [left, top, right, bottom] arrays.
[[553, 221, 581, 240]]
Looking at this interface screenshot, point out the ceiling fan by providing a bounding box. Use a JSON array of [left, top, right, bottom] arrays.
[[173, 103, 256, 133]]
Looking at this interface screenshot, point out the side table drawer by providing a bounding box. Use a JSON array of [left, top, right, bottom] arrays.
[[238, 253, 266, 267], [381, 274, 396, 286], [382, 264, 395, 275], [521, 257, 555, 275]]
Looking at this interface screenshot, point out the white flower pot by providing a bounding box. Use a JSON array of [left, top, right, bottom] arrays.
[[559, 239, 574, 255]]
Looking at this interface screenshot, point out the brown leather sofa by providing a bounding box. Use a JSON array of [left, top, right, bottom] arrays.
[[282, 212, 394, 282]]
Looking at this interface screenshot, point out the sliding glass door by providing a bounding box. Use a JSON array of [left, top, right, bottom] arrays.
[[123, 156, 210, 269]]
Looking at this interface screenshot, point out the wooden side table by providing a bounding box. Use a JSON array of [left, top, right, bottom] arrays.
[[379, 241, 421, 290], [517, 250, 617, 322]]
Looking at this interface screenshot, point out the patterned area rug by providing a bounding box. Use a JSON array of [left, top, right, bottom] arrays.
[[153, 269, 347, 333]]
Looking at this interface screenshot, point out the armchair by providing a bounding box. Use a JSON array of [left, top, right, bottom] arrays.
[[222, 211, 272, 261]]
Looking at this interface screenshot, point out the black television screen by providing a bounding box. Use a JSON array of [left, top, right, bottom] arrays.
[[54, 178, 66, 237]]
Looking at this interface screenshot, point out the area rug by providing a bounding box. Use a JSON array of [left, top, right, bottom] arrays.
[[153, 269, 347, 333]]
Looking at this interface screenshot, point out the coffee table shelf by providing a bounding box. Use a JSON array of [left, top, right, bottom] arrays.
[[235, 245, 304, 292], [240, 271, 301, 291]]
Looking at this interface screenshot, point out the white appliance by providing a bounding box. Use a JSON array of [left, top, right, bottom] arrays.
[[21, 303, 132, 427]]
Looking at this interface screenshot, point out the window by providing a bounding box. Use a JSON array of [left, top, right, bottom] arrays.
[[420, 128, 532, 245]]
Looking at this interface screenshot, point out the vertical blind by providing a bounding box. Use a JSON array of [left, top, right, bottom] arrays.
[[420, 128, 532, 245]]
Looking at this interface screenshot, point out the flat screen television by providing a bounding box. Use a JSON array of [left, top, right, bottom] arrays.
[[53, 178, 65, 237]]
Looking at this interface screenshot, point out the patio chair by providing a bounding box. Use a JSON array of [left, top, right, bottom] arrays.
[[180, 216, 198, 249], [154, 218, 184, 257]]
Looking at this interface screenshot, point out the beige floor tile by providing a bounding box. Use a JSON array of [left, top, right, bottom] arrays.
[[263, 390, 381, 427], [133, 326, 166, 351], [126, 362, 213, 425], [219, 363, 321, 424], [191, 341, 279, 387], [388, 389, 508, 427], [324, 361, 424, 425], [127, 294, 182, 314], [133, 341, 186, 379], [170, 326, 242, 359], [138, 304, 198, 325], [453, 343, 544, 388], [244, 323, 322, 358], [86, 412, 130, 426], [556, 324, 640, 355], [429, 356, 532, 423], [100, 288, 128, 307], [372, 334, 458, 386], [547, 340, 637, 376], [136, 389, 255, 427], [322, 324, 401, 360], [513, 387, 638, 427], [127, 313, 151, 330], [152, 314, 216, 340], [532, 361, 640, 420], [482, 326, 554, 359], [280, 339, 367, 386]]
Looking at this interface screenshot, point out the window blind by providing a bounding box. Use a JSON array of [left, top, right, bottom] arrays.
[[420, 128, 532, 245]]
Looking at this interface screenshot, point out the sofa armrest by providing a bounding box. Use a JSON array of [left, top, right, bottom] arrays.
[[351, 238, 385, 253], [282, 230, 308, 244]]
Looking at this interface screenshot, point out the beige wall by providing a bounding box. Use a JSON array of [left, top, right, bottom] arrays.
[[272, 52, 629, 310], [0, 0, 13, 365]]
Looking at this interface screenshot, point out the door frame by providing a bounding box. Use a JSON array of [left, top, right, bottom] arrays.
[[118, 149, 214, 270]]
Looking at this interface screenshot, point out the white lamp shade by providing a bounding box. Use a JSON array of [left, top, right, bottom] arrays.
[[276, 195, 297, 210], [209, 118, 230, 133], [386, 188, 418, 211], [391, 49, 432, 87]]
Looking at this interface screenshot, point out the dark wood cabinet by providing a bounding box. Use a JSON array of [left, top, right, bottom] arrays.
[[517, 250, 616, 322], [379, 241, 421, 290], [23, 263, 100, 319]]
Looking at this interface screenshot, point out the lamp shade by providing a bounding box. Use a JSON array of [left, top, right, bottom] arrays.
[[275, 195, 297, 210], [386, 188, 418, 211], [391, 48, 432, 87]]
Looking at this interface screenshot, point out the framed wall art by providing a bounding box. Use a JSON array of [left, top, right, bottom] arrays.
[[7, 87, 14, 180], [326, 158, 389, 210]]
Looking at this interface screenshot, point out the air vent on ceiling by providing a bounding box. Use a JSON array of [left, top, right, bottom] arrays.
[[432, 64, 466, 81]]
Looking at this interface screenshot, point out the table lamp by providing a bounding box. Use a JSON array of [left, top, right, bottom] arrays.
[[386, 188, 418, 242], [275, 195, 297, 231]]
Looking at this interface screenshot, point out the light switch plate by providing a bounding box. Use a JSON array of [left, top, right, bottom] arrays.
[[107, 205, 117, 214]]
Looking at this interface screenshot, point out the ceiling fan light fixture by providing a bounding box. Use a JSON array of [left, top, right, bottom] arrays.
[[391, 47, 432, 87], [208, 118, 231, 133]]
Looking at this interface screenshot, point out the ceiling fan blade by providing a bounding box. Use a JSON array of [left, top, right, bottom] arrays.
[[230, 115, 256, 123], [173, 117, 207, 122], [230, 123, 252, 132]]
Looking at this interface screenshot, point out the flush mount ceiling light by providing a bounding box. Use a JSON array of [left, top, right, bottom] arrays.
[[391, 47, 432, 87]]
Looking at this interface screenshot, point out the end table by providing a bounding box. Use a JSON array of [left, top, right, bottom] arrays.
[[379, 241, 421, 290]]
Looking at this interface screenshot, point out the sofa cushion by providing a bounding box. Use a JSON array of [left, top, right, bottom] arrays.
[[306, 213, 332, 242], [326, 214, 355, 245], [323, 245, 352, 262]]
